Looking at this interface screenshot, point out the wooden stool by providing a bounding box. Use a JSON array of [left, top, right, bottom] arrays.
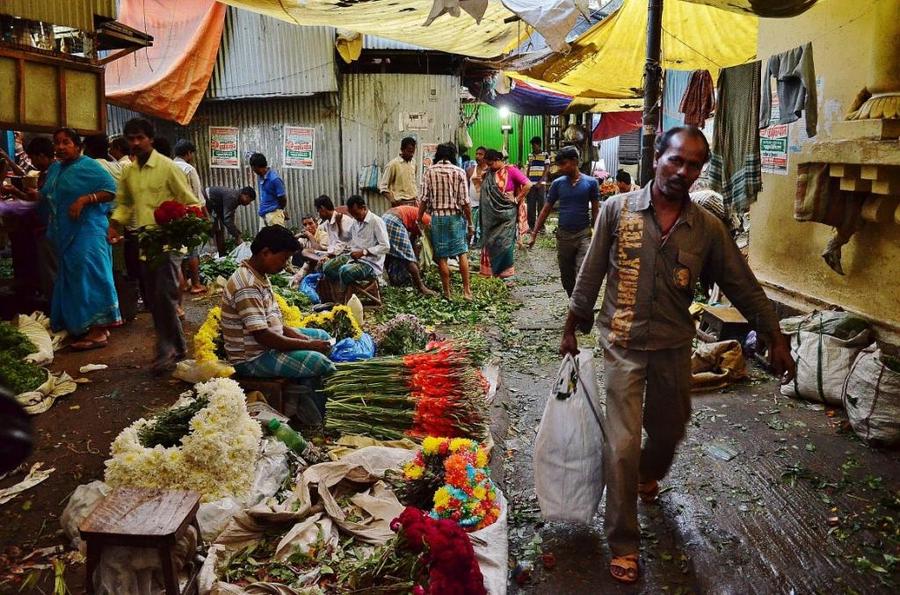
[[79, 488, 202, 595], [698, 306, 750, 343], [346, 279, 382, 307], [233, 376, 290, 412]]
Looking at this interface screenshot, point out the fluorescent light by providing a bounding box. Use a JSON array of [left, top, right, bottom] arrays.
[[498, 106, 510, 119]]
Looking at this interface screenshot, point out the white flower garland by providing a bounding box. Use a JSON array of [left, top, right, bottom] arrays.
[[104, 378, 262, 502]]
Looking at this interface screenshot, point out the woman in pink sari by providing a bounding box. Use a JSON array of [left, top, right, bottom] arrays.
[[479, 150, 532, 279]]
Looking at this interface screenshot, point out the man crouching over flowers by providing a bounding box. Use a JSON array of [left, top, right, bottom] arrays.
[[221, 225, 335, 379]]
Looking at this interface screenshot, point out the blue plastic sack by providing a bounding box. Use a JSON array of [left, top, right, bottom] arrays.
[[330, 333, 376, 363], [300, 273, 322, 304]]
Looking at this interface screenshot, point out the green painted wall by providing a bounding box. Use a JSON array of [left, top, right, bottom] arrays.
[[464, 103, 543, 167]]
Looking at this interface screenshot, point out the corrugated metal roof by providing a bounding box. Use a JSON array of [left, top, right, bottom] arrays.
[[207, 7, 337, 100], [362, 35, 426, 52], [340, 73, 460, 214], [0, 0, 117, 31], [182, 95, 342, 235]]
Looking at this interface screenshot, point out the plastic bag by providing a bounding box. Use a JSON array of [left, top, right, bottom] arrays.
[[330, 333, 375, 363], [299, 272, 322, 304], [533, 350, 606, 523], [843, 345, 900, 447], [173, 359, 235, 383], [358, 161, 381, 191], [227, 243, 253, 263]]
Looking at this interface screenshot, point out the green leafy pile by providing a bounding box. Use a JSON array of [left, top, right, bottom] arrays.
[[273, 285, 312, 310], [376, 269, 519, 327], [0, 322, 44, 394], [371, 315, 429, 356], [199, 257, 238, 283], [138, 396, 210, 448]]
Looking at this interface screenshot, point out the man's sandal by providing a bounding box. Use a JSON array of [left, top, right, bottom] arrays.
[[638, 480, 660, 503], [610, 554, 640, 584]]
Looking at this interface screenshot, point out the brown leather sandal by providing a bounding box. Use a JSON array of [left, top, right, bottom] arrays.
[[638, 480, 660, 503], [610, 554, 640, 584]]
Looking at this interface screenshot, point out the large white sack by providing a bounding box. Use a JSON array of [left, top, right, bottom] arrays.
[[471, 490, 508, 595], [533, 350, 606, 524], [781, 328, 872, 406], [843, 345, 900, 447]]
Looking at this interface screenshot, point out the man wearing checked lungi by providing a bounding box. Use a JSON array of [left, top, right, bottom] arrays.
[[417, 142, 474, 300], [382, 205, 437, 295], [221, 225, 335, 379]]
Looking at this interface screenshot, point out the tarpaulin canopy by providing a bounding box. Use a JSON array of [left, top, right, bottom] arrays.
[[682, 0, 819, 18], [509, 0, 758, 111], [105, 0, 226, 125], [487, 79, 573, 115], [593, 111, 642, 141], [219, 0, 523, 59]]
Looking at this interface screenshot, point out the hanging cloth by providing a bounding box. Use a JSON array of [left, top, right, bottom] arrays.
[[679, 70, 716, 128], [662, 70, 691, 132], [759, 42, 817, 138], [709, 61, 763, 215]]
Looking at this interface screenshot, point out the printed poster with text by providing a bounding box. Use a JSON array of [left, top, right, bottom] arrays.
[[421, 143, 439, 174], [209, 127, 240, 169], [284, 126, 315, 170], [760, 89, 788, 175]]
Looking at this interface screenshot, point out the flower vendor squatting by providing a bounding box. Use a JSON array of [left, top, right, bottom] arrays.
[[220, 224, 336, 383], [560, 126, 797, 585]]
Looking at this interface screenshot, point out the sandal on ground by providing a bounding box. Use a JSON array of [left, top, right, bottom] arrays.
[[70, 338, 108, 351], [610, 554, 639, 584], [638, 480, 660, 503], [189, 285, 206, 295]]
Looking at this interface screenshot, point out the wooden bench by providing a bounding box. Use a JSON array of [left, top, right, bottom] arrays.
[[697, 305, 751, 343], [79, 488, 202, 595], [345, 278, 382, 307]]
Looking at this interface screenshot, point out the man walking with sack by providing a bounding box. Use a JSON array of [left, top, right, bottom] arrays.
[[559, 126, 796, 584]]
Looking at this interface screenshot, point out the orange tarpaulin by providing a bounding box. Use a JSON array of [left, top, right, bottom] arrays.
[[105, 0, 226, 125]]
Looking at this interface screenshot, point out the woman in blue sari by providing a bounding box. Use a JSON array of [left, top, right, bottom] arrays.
[[36, 129, 121, 349]]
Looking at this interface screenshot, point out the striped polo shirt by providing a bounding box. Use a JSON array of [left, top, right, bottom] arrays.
[[221, 261, 282, 363]]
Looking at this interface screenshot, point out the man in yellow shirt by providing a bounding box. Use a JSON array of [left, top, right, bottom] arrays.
[[379, 137, 418, 206], [108, 118, 200, 374]]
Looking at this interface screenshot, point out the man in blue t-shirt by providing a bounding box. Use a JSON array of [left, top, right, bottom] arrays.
[[249, 152, 288, 227], [529, 146, 600, 297]]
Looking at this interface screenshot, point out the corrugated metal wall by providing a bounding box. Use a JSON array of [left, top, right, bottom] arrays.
[[598, 135, 619, 175], [464, 103, 543, 166], [363, 35, 426, 51], [339, 73, 460, 214], [0, 0, 117, 31], [618, 129, 641, 165], [107, 104, 180, 143], [208, 7, 337, 100], [181, 95, 342, 235]]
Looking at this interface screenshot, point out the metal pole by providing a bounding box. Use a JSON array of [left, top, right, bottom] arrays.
[[639, 0, 664, 186]]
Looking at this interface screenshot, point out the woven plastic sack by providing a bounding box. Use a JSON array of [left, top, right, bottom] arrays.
[[842, 346, 900, 447], [533, 350, 606, 523], [780, 312, 872, 406]]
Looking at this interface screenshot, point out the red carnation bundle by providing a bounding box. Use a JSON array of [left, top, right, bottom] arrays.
[[139, 200, 210, 265], [392, 506, 487, 595]]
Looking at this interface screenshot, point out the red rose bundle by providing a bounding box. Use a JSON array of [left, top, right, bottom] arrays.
[[139, 200, 210, 265], [392, 506, 487, 595]]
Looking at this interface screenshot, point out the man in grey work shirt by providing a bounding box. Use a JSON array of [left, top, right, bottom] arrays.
[[560, 126, 795, 584]]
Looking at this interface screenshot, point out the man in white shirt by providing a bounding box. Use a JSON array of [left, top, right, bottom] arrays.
[[314, 194, 353, 256], [321, 195, 389, 292], [173, 140, 207, 294]]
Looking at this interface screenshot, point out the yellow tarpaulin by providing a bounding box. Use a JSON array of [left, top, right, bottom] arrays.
[[509, 0, 758, 111], [217, 0, 524, 59]]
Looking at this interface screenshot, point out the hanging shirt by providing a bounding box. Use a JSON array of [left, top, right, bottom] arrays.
[[759, 42, 817, 138]]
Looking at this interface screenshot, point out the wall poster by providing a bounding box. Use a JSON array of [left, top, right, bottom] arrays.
[[283, 126, 315, 170], [209, 126, 240, 169]]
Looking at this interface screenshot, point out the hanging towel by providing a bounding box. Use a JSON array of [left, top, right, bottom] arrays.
[[759, 42, 817, 138], [709, 61, 763, 215], [679, 70, 716, 128], [795, 162, 863, 275]]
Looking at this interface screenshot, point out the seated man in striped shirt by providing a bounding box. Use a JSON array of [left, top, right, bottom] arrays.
[[221, 225, 335, 379]]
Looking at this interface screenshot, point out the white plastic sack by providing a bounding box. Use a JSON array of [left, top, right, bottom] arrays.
[[843, 346, 900, 447], [61, 480, 111, 550], [470, 490, 508, 595], [15, 312, 56, 365], [228, 243, 253, 263], [781, 327, 872, 405], [533, 350, 606, 523]]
